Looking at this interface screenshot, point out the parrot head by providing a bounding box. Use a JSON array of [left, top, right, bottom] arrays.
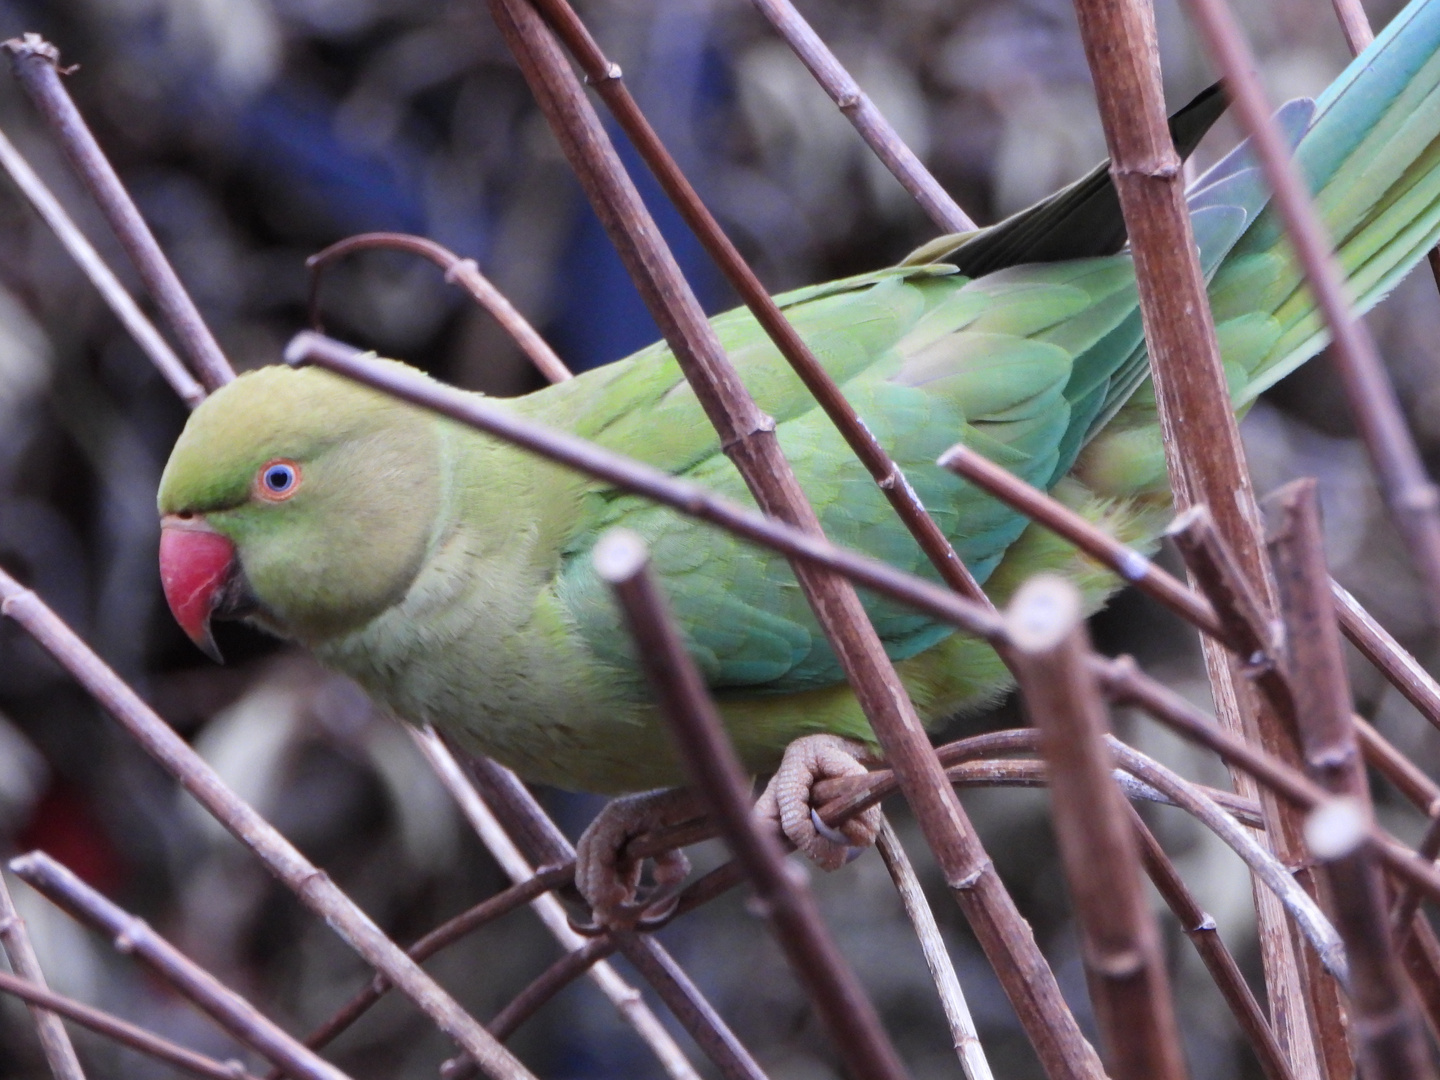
[[157, 362, 444, 658]]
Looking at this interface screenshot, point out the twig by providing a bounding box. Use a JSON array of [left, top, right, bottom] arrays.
[[1127, 809, 1296, 1080], [0, 123, 203, 407], [806, 729, 1263, 838], [9, 852, 352, 1080], [1166, 506, 1294, 727], [1266, 479, 1432, 1079], [483, 2, 1098, 1070], [1303, 801, 1437, 1079], [407, 727, 700, 1080], [1334, 583, 1440, 733], [742, 0, 975, 233], [1006, 575, 1186, 1080], [2, 35, 234, 391], [0, 870, 86, 1079], [1334, 718, 1440, 1044], [939, 443, 1225, 639], [1330, 0, 1375, 51], [874, 816, 992, 1080], [306, 233, 572, 385], [0, 969, 260, 1080], [1108, 741, 1345, 983], [528, 0, 992, 608], [0, 570, 535, 1080], [595, 529, 908, 1080], [486, 940, 615, 1043], [943, 425, 1440, 749]]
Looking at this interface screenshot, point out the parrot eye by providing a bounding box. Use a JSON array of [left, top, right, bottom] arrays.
[[255, 459, 301, 501]]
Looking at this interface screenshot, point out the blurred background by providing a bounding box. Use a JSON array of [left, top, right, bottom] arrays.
[[0, 0, 1437, 1076]]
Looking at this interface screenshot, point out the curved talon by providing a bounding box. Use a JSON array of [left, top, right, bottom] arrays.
[[566, 911, 610, 938], [810, 809, 868, 864], [810, 807, 852, 847]]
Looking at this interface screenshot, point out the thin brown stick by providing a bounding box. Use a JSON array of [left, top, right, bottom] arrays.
[[0, 969, 262, 1080], [484, 4, 1099, 1071], [529, 0, 991, 609], [306, 233, 572, 385], [1266, 479, 1432, 1079], [1397, 915, 1440, 1045], [806, 728, 1263, 838], [2, 35, 233, 392], [939, 443, 1225, 638], [595, 529, 908, 1080], [488, 939, 615, 1043], [944, 435, 1440, 747], [1355, 715, 1440, 1031], [1330, 0, 1376, 51], [1098, 657, 1440, 909], [1167, 505, 1295, 727], [10, 852, 352, 1080], [1067, 0, 1335, 1056], [873, 816, 992, 1080], [0, 570, 535, 1080], [0, 123, 203, 408], [0, 870, 86, 1079], [1303, 801, 1436, 1080], [1128, 808, 1296, 1080], [1006, 575, 1187, 1080], [1356, 718, 1440, 817], [742, 0, 975, 233], [1334, 583, 1440, 733]]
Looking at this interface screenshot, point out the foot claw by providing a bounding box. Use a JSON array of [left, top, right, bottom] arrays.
[[575, 790, 697, 928], [756, 735, 882, 871]]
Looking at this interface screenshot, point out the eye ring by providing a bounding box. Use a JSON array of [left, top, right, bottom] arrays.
[[255, 459, 302, 501]]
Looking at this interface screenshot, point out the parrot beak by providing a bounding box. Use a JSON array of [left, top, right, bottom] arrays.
[[159, 515, 237, 663]]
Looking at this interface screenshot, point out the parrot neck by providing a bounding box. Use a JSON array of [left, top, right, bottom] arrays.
[[311, 417, 595, 732]]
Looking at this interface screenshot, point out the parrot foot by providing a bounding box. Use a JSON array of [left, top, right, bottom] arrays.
[[755, 734, 881, 871], [574, 788, 697, 929]]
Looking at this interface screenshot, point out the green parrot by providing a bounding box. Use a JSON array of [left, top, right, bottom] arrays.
[[159, 0, 1440, 806]]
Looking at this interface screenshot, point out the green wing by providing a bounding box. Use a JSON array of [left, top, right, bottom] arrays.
[[538, 261, 1155, 694]]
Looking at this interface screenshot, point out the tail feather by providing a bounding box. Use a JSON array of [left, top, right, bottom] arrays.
[[1215, 0, 1440, 400]]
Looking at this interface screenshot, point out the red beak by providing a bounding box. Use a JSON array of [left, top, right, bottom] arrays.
[[159, 516, 236, 663]]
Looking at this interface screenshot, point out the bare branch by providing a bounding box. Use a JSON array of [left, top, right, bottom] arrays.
[[1006, 575, 1186, 1080], [0, 969, 260, 1080], [408, 728, 700, 1080], [0, 870, 85, 1079], [0, 124, 203, 407], [2, 35, 234, 391], [874, 817, 992, 1080], [10, 852, 352, 1080], [306, 233, 572, 385], [742, 0, 975, 233]]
